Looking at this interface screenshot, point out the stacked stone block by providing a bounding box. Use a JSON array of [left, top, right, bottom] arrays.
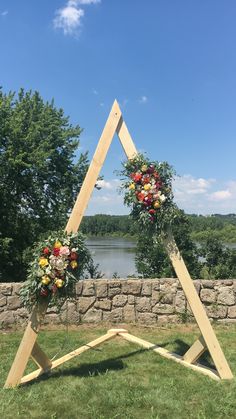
[[0, 279, 236, 328]]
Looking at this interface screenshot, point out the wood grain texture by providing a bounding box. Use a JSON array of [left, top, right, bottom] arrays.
[[4, 301, 48, 388], [183, 336, 206, 364], [163, 230, 233, 379]]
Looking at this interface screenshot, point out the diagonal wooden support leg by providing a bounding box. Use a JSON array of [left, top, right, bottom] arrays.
[[183, 336, 207, 364], [163, 230, 233, 379], [4, 301, 48, 388], [31, 342, 52, 370], [20, 329, 127, 385]]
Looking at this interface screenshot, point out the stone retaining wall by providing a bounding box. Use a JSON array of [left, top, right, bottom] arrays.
[[0, 279, 236, 328]]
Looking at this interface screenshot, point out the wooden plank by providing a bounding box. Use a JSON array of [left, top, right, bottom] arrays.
[[163, 231, 233, 379], [20, 330, 119, 385], [65, 100, 122, 234], [119, 332, 220, 381], [183, 336, 206, 364], [31, 342, 52, 370], [116, 117, 138, 159], [4, 301, 48, 388]]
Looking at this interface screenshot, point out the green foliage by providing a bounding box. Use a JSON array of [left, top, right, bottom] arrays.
[[80, 214, 138, 237], [189, 214, 236, 243], [199, 235, 236, 279], [0, 88, 89, 281], [136, 210, 201, 279], [20, 230, 90, 311], [85, 258, 104, 279]]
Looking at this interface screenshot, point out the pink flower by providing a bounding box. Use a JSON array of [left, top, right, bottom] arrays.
[[59, 246, 70, 257]]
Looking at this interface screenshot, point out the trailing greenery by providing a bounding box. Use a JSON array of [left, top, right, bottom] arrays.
[[0, 88, 89, 282], [1, 325, 236, 418], [136, 210, 201, 279]]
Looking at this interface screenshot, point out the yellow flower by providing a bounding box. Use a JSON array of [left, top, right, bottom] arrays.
[[39, 257, 49, 268], [141, 164, 148, 172], [143, 183, 151, 191], [153, 201, 161, 209], [54, 240, 62, 248], [129, 183, 135, 190], [70, 260, 78, 269], [41, 275, 51, 285], [55, 278, 64, 288]]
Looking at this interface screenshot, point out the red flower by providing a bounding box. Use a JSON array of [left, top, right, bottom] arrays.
[[142, 175, 151, 184], [43, 247, 50, 255], [133, 173, 142, 182], [147, 165, 155, 174], [144, 197, 152, 206], [137, 192, 145, 201], [52, 284, 58, 295], [153, 171, 160, 179], [155, 181, 162, 189], [53, 247, 60, 256], [40, 288, 48, 297], [148, 209, 156, 215], [70, 251, 78, 260]]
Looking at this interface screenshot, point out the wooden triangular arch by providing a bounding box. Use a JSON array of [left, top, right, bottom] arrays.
[[4, 100, 233, 388]]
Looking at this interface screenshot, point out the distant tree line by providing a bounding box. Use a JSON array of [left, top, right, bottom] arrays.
[[80, 213, 236, 243]]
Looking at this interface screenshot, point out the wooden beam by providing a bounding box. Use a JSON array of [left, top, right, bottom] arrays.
[[163, 231, 233, 380], [31, 342, 52, 370], [65, 100, 122, 234], [118, 332, 220, 381], [20, 329, 122, 385], [183, 336, 206, 364], [116, 117, 138, 159], [4, 301, 48, 388]]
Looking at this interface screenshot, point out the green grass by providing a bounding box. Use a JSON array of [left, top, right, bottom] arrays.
[[1, 324, 236, 419]]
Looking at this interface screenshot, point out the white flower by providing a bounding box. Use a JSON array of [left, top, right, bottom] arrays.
[[159, 194, 166, 202], [36, 269, 44, 277], [45, 267, 52, 275]]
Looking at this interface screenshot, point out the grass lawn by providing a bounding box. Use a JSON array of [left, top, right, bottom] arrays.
[[0, 323, 236, 419]]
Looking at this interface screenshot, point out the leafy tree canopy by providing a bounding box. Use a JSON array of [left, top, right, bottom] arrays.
[[0, 88, 88, 281]]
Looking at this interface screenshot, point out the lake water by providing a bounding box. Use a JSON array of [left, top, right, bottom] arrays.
[[86, 237, 137, 278]]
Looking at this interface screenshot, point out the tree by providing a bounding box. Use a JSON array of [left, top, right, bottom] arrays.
[[135, 210, 201, 279], [0, 88, 89, 281], [200, 235, 236, 279]]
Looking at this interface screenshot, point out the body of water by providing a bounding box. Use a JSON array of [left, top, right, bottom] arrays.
[[86, 237, 137, 278], [85, 238, 236, 278]]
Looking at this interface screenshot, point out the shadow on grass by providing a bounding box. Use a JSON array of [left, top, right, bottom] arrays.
[[172, 339, 215, 370], [23, 347, 149, 386], [23, 337, 215, 387]]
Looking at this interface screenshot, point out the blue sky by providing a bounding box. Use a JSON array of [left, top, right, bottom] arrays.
[[1, 0, 236, 215]]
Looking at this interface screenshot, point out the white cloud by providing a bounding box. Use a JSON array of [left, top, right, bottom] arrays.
[[139, 96, 148, 104], [209, 190, 232, 201], [1, 10, 8, 16], [96, 180, 113, 189], [53, 0, 100, 37], [174, 175, 214, 197]]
